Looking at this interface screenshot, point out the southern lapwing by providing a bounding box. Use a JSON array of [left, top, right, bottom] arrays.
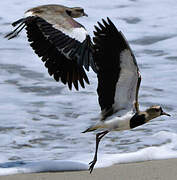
[[5, 4, 171, 173]]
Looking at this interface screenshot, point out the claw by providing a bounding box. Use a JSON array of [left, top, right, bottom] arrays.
[[89, 161, 93, 165], [88, 160, 96, 173]]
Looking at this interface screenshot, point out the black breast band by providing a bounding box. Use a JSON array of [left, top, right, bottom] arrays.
[[130, 113, 146, 129]]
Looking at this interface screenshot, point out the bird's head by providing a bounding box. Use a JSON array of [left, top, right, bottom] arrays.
[[66, 7, 88, 18], [145, 105, 170, 120]]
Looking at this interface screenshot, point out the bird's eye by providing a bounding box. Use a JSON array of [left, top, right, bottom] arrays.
[[155, 109, 160, 112]]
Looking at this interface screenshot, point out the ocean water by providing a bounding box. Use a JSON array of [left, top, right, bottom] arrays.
[[0, 0, 177, 175]]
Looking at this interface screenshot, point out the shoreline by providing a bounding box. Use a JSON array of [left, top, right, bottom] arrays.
[[1, 158, 177, 180]]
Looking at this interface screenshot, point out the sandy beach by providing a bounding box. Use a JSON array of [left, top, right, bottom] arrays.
[[1, 159, 177, 180]]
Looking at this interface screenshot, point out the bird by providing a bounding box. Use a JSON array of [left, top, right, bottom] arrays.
[[5, 4, 171, 174], [5, 4, 96, 90]]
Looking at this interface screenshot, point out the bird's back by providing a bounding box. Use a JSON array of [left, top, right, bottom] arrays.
[[25, 4, 84, 33]]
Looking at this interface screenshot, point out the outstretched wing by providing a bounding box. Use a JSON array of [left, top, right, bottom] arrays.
[[5, 15, 96, 90], [93, 18, 141, 119]]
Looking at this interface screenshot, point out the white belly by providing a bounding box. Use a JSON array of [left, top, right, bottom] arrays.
[[102, 112, 133, 131]]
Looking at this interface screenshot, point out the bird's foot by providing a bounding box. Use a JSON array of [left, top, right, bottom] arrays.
[[89, 159, 96, 173]]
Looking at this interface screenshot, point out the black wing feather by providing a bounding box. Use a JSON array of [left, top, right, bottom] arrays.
[[34, 17, 97, 73], [93, 17, 129, 118], [5, 16, 94, 90]]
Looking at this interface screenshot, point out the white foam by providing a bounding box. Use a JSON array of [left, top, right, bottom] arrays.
[[96, 131, 177, 168], [0, 160, 88, 176], [1, 134, 177, 176]]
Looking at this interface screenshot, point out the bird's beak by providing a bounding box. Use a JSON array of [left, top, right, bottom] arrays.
[[161, 111, 171, 116], [83, 12, 88, 17]]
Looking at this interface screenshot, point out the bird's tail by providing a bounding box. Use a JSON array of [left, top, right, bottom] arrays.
[[82, 127, 97, 133], [5, 18, 27, 40], [82, 123, 103, 133]]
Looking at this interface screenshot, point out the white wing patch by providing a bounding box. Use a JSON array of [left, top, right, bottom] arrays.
[[53, 25, 87, 42], [70, 27, 88, 42], [113, 49, 139, 112], [24, 11, 34, 17]]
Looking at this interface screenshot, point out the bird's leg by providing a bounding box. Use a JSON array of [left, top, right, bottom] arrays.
[[89, 130, 109, 173]]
